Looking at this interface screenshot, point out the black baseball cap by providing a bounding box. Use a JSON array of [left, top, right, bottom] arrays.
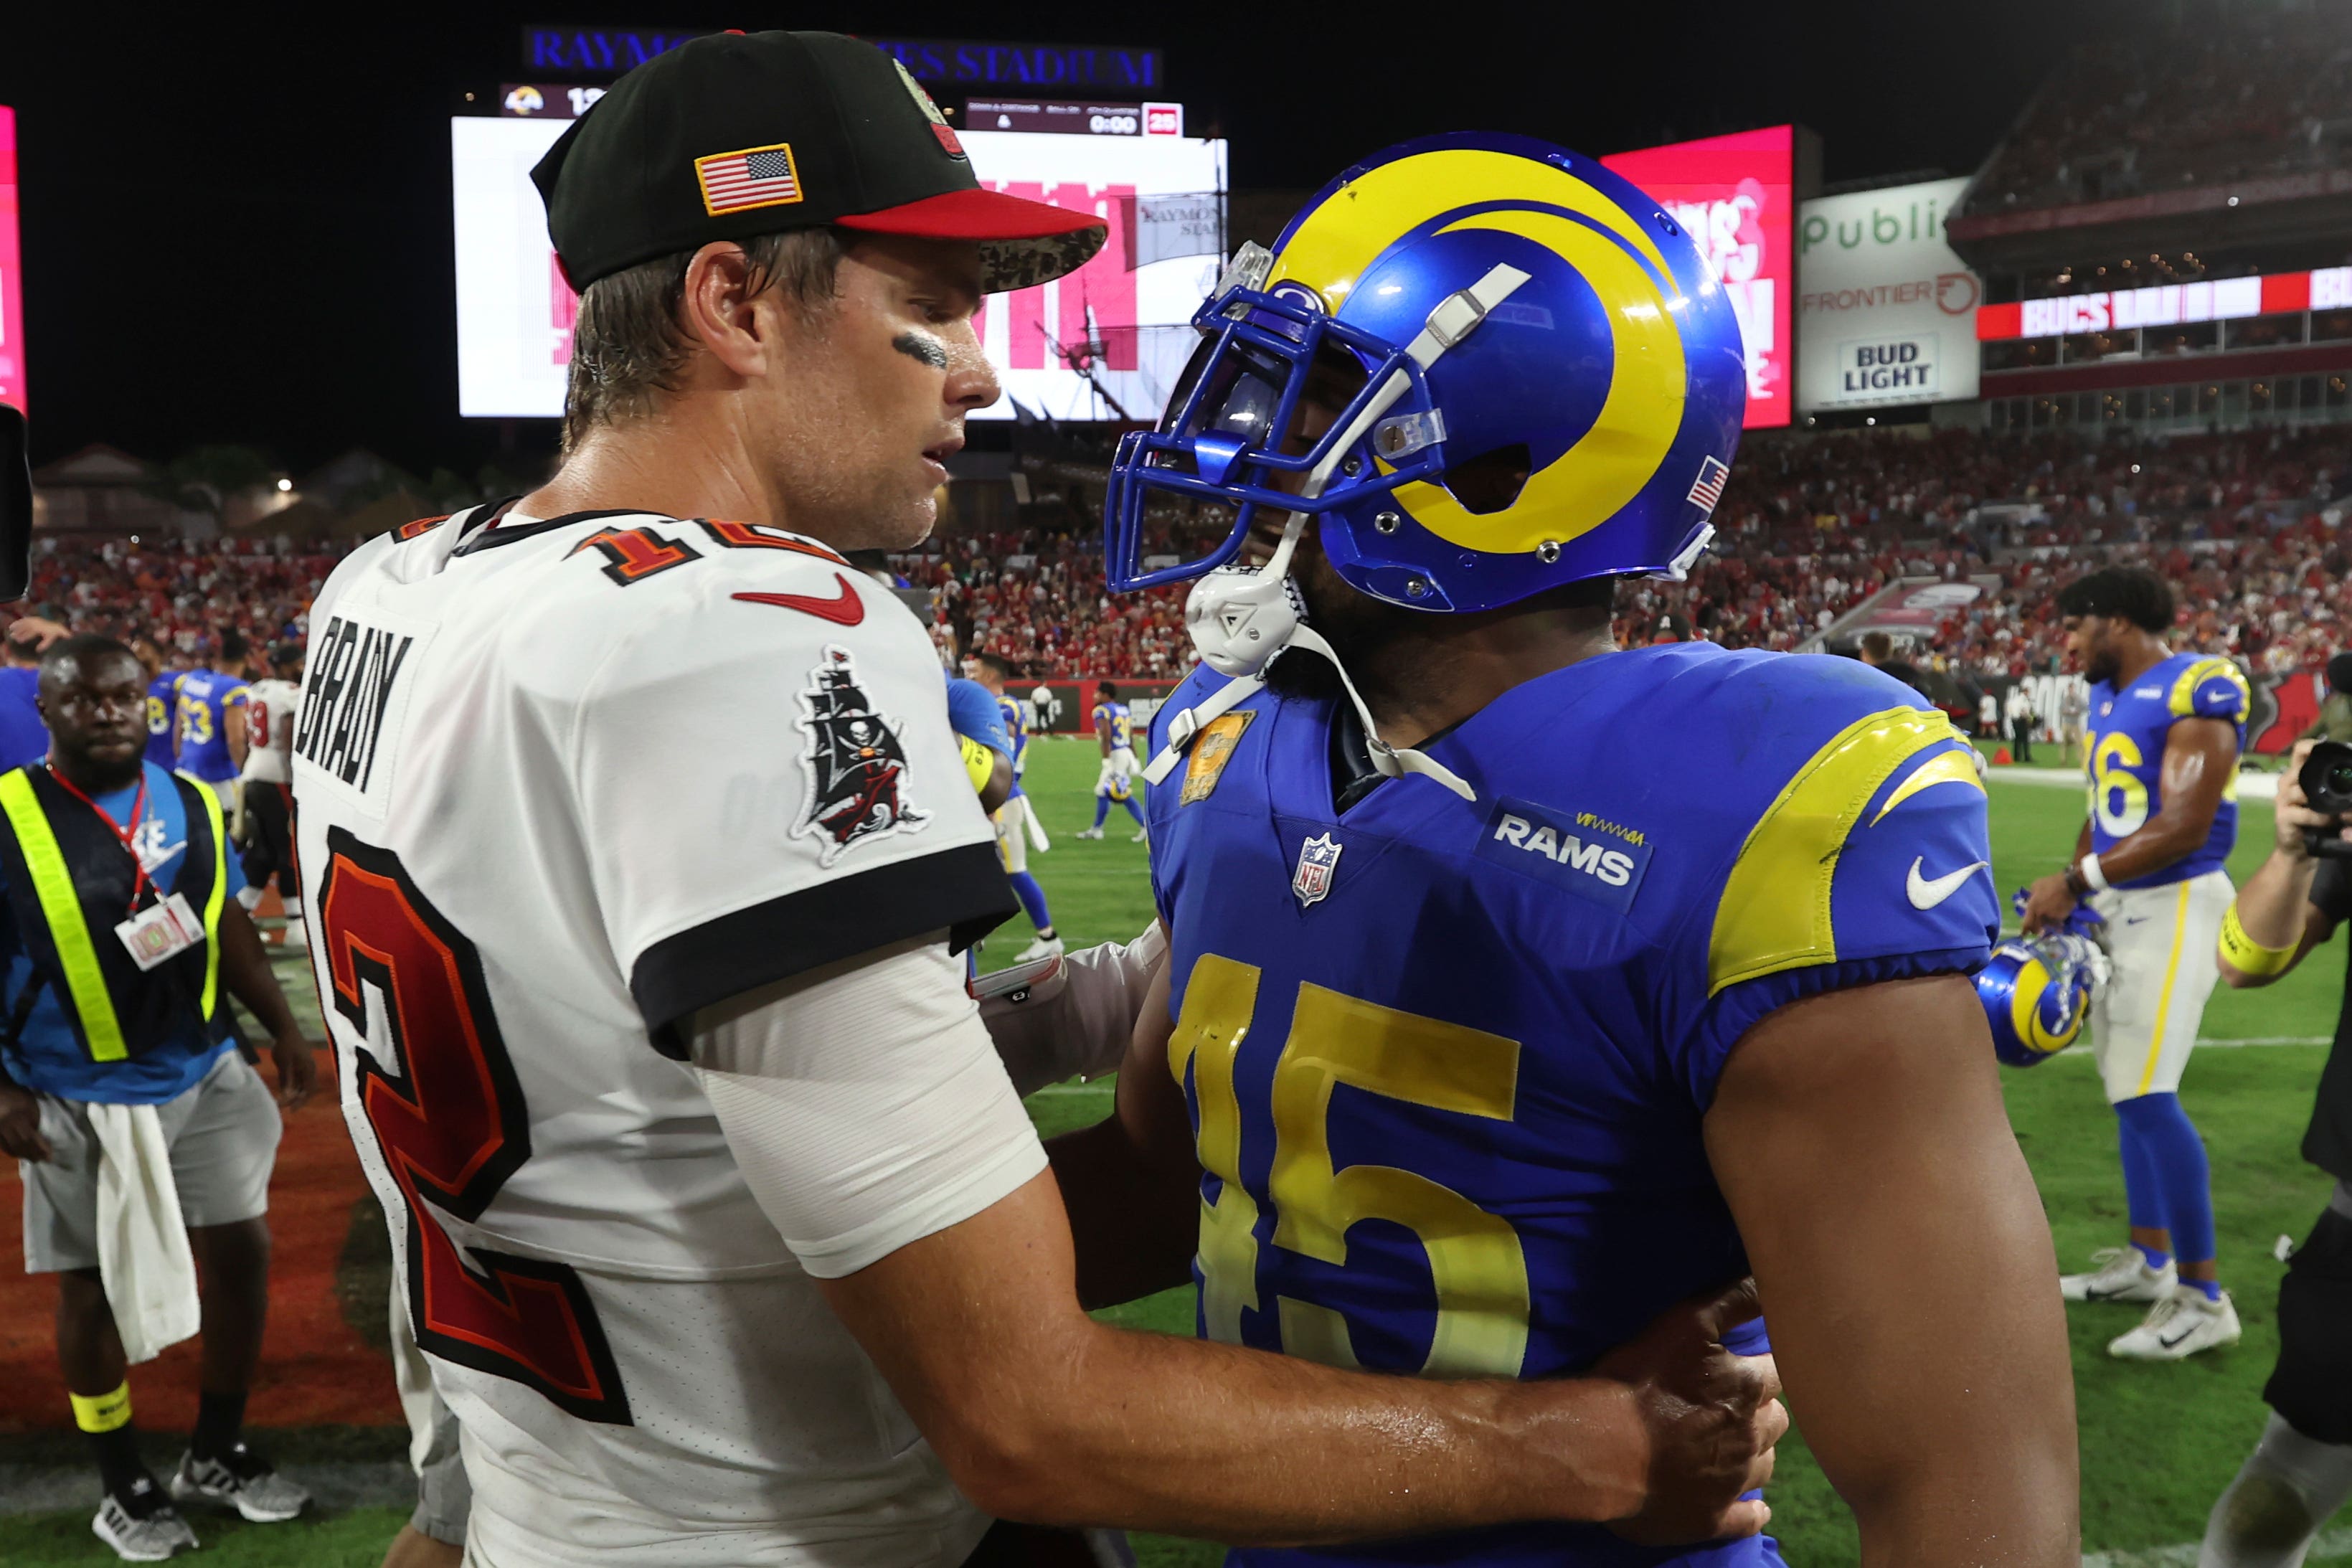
[[532, 30, 1107, 295]]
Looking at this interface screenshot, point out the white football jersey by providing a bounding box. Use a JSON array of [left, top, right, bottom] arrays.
[[291, 505, 1019, 1567], [239, 678, 301, 783]]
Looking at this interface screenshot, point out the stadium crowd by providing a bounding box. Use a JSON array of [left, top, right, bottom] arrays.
[[1627, 424, 2352, 671], [7, 425, 2346, 689], [14, 535, 334, 663], [1961, 6, 2352, 217]]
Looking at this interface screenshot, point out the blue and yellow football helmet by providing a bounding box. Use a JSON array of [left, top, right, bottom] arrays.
[[1103, 132, 1748, 613], [1977, 924, 2107, 1068]]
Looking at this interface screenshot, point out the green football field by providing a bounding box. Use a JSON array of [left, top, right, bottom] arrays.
[[4, 738, 2343, 1565]]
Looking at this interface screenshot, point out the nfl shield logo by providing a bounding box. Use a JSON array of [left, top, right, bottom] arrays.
[[1292, 833, 1343, 907]]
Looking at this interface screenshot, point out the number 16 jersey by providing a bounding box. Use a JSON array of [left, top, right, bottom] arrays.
[[2084, 651, 2249, 889]]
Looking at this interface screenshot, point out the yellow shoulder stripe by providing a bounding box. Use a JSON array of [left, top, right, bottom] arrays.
[[1709, 708, 1973, 998], [2168, 656, 2249, 719], [1869, 747, 1985, 827]]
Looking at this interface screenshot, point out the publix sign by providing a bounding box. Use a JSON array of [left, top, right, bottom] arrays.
[[1795, 177, 1982, 414]]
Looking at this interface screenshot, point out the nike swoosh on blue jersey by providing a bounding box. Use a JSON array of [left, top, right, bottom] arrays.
[[1907, 856, 1988, 910]]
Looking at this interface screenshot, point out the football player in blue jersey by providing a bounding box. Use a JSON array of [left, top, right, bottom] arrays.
[[944, 663, 1015, 816], [968, 651, 1064, 960], [2021, 565, 2249, 1360], [1011, 133, 2076, 1568], [173, 630, 251, 806], [1077, 680, 1148, 841], [132, 639, 184, 770]]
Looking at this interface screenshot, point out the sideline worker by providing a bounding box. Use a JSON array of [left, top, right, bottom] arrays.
[[0, 635, 318, 1562]]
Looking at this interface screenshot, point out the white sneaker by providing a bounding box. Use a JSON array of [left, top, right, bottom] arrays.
[[170, 1443, 310, 1522], [2107, 1285, 2242, 1361], [1016, 935, 1066, 963], [93, 1475, 199, 1560], [1075, 827, 1105, 840], [1130, 827, 1150, 843], [2060, 1246, 2177, 1303]]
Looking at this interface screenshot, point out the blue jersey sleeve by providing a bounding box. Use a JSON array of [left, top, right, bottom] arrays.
[[996, 697, 1026, 769], [944, 677, 1011, 757], [2170, 656, 2251, 725], [1663, 709, 2000, 1110]]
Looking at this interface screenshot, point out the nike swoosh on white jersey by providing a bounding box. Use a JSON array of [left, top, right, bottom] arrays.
[[1907, 856, 1988, 910]]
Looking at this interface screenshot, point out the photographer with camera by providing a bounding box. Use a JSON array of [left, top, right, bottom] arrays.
[[2200, 737, 2352, 1568]]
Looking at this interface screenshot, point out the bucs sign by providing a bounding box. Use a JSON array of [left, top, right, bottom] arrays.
[[793, 646, 931, 864], [1292, 832, 1342, 908]]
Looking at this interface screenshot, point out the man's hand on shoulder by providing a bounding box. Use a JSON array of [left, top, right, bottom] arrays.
[[0, 1083, 51, 1161]]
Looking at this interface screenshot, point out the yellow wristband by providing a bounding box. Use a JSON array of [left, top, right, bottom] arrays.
[[960, 737, 995, 793], [2219, 905, 2296, 977], [70, 1382, 132, 1434]]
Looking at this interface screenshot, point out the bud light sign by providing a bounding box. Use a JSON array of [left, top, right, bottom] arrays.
[[1796, 176, 1980, 412], [1836, 334, 1940, 397]]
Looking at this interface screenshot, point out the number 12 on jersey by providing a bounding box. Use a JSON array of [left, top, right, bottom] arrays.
[[318, 828, 632, 1424]]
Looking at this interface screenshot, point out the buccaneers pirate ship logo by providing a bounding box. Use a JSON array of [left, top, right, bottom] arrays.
[[793, 645, 930, 864]]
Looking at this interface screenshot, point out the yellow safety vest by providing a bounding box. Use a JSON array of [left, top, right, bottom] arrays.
[[0, 765, 226, 1062]]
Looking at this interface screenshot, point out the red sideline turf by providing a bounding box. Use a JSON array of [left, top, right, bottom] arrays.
[[0, 1045, 402, 1433]]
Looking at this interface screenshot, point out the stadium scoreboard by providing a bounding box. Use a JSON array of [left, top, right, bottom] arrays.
[[0, 107, 22, 412], [452, 113, 1227, 422], [1602, 127, 1799, 431]]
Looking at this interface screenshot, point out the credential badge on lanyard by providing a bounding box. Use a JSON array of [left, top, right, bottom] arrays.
[[116, 892, 203, 972]]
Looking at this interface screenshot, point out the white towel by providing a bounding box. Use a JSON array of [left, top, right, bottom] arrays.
[[83, 1102, 202, 1364]]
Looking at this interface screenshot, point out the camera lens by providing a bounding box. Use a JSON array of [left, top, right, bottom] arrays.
[[2303, 742, 2352, 818]]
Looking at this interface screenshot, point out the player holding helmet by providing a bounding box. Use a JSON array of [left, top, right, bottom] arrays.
[[1077, 680, 1147, 841], [1032, 133, 2077, 1568], [2020, 565, 2248, 1360]]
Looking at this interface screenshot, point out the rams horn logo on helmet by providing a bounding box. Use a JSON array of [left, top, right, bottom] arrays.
[[1977, 928, 2106, 1068], [1103, 132, 1747, 614]]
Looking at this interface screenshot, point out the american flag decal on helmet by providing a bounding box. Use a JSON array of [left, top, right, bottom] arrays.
[[1686, 456, 1730, 518]]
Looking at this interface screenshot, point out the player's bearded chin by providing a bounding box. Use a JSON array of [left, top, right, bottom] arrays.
[[1265, 526, 1407, 700]]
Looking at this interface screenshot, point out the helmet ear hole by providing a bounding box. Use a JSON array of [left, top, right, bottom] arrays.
[[1441, 444, 1532, 516]]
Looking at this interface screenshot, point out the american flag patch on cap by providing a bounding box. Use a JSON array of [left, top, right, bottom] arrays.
[[694, 142, 804, 217], [1686, 455, 1730, 517]]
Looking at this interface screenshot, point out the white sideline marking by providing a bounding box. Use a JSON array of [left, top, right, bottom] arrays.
[[2052, 1034, 2328, 1057], [1989, 766, 2281, 800], [2084, 1525, 2352, 1568]]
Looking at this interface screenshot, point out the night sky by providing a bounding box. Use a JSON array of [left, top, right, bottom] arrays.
[[3, 1, 2126, 475]]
